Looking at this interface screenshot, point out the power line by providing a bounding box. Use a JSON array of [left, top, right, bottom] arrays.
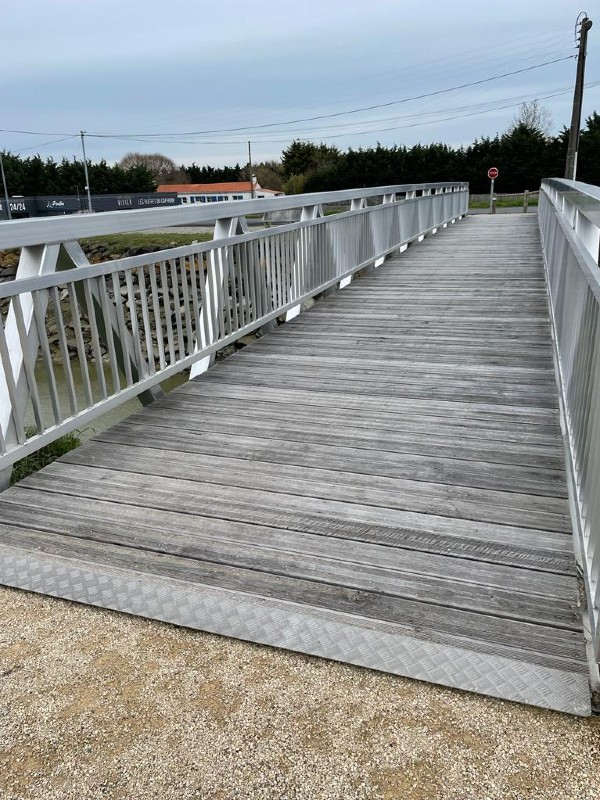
[[1, 54, 573, 144], [72, 82, 597, 148], [14, 135, 78, 155], [88, 55, 574, 138], [101, 28, 570, 137]]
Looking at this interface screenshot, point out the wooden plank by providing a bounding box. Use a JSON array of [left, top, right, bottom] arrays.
[[62, 439, 571, 531], [0, 494, 578, 629], [20, 463, 574, 572], [0, 522, 585, 675], [97, 421, 567, 498], [177, 381, 563, 432], [137, 391, 564, 447], [123, 403, 565, 470], [0, 487, 573, 601]]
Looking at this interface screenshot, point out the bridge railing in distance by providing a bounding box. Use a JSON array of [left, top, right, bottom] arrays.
[[0, 181, 468, 484], [539, 178, 600, 663]]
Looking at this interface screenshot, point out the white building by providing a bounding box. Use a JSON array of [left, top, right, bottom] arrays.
[[156, 180, 283, 204]]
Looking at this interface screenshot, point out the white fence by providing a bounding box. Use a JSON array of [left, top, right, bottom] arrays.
[[0, 182, 468, 482], [539, 178, 600, 661]]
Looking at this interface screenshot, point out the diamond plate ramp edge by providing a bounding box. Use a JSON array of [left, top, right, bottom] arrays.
[[0, 543, 591, 716]]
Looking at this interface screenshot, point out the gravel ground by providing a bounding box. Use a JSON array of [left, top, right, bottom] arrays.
[[1, 586, 599, 800]]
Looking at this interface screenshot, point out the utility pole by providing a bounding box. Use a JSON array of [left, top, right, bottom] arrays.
[[248, 140, 255, 198], [80, 130, 94, 212], [0, 151, 12, 220], [565, 14, 593, 181]]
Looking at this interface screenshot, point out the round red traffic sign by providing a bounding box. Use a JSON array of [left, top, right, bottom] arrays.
[[488, 167, 499, 179]]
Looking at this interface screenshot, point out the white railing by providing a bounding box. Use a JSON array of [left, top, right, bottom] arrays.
[[0, 181, 468, 483], [539, 178, 600, 662]]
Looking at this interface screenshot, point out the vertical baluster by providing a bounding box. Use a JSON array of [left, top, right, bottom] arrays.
[[82, 279, 107, 399], [277, 233, 285, 309], [169, 258, 185, 361], [31, 290, 62, 426], [275, 233, 283, 309], [220, 248, 233, 336], [135, 266, 155, 375], [67, 282, 94, 407], [249, 239, 262, 321], [197, 253, 212, 350], [111, 272, 133, 387], [97, 276, 121, 394], [0, 319, 27, 443], [212, 248, 227, 339], [283, 230, 291, 305], [179, 255, 194, 357], [258, 238, 270, 315], [300, 226, 308, 295], [187, 253, 202, 352], [286, 230, 293, 305], [319, 223, 325, 287], [49, 286, 78, 417], [148, 262, 166, 370], [12, 295, 45, 432], [239, 241, 251, 326], [159, 260, 175, 365], [227, 246, 241, 333], [125, 268, 146, 378]]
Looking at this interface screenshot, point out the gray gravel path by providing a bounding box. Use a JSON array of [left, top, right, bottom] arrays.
[[1, 587, 599, 800]]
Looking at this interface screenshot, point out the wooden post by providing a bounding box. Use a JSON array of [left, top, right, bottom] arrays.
[[523, 190, 529, 213]]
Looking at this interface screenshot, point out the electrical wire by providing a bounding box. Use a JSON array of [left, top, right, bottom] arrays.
[[89, 55, 575, 138], [79, 82, 598, 148], [14, 135, 78, 155], [1, 54, 574, 143]]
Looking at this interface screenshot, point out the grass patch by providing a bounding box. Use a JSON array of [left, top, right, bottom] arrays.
[[10, 429, 82, 485], [81, 231, 213, 255], [469, 198, 538, 209]]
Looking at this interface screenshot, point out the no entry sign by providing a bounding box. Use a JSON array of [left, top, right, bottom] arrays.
[[488, 167, 499, 180]]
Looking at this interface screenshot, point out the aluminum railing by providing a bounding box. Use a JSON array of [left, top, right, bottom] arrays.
[[539, 178, 600, 662], [0, 182, 468, 483]]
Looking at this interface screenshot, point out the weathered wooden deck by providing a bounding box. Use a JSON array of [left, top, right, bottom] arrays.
[[0, 214, 591, 714]]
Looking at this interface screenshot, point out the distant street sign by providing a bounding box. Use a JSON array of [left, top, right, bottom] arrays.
[[488, 167, 499, 180]]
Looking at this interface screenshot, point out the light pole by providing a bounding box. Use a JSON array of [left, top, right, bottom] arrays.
[[0, 151, 12, 220], [248, 140, 255, 198], [565, 15, 593, 181], [80, 130, 94, 212]]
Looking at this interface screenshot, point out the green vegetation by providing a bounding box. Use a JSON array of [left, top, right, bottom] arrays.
[[469, 196, 539, 209], [0, 153, 155, 195], [81, 231, 213, 257], [10, 429, 82, 485], [2, 108, 599, 201]]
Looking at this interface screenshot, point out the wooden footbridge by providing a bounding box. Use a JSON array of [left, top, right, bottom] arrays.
[[0, 180, 599, 715]]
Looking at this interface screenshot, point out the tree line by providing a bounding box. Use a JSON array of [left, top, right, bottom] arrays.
[[2, 109, 599, 197], [0, 154, 156, 196], [278, 113, 600, 195]]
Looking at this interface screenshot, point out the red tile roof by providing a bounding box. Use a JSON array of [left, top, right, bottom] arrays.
[[157, 181, 280, 194]]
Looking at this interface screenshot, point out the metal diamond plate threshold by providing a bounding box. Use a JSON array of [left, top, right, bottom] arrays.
[[0, 543, 591, 716]]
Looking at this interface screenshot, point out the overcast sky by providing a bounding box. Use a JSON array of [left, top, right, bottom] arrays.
[[2, 0, 599, 167]]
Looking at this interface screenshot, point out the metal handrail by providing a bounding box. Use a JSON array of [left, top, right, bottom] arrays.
[[0, 182, 466, 249], [539, 178, 600, 662], [0, 182, 468, 480]]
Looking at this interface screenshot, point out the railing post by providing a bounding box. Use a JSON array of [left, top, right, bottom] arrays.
[[189, 216, 248, 377], [0, 244, 61, 488], [285, 205, 323, 320], [574, 209, 600, 265]]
